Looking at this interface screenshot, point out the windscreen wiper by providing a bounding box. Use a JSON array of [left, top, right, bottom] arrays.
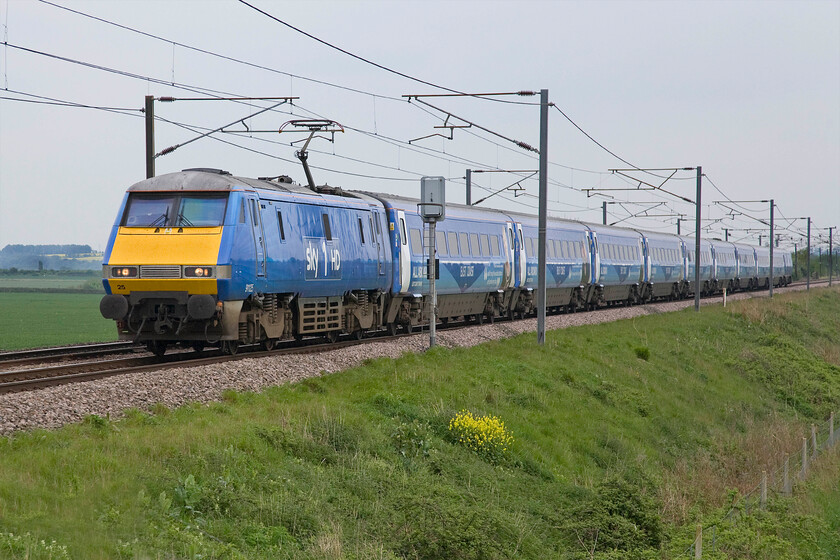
[[150, 213, 168, 227], [176, 214, 194, 227]]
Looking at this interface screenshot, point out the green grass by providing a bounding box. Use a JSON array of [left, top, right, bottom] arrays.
[[0, 289, 838, 558], [0, 293, 116, 350]]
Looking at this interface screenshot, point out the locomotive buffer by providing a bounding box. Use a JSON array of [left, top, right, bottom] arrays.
[[419, 177, 445, 348]]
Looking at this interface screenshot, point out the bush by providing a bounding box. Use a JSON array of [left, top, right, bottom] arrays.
[[448, 410, 513, 465]]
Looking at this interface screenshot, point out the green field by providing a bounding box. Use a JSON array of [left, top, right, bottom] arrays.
[[0, 289, 838, 559], [0, 292, 116, 350], [0, 271, 102, 292]]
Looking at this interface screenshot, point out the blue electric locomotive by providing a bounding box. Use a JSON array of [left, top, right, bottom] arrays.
[[100, 169, 391, 355]]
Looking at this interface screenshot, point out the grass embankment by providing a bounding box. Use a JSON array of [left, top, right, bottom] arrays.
[[0, 293, 115, 351], [0, 289, 839, 559]]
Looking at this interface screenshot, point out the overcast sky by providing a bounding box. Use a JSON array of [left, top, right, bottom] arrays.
[[0, 0, 838, 251]]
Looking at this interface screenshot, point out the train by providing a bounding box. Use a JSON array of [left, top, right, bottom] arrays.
[[99, 168, 792, 356]]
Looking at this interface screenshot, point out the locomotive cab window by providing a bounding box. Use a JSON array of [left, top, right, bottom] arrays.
[[122, 193, 228, 227], [358, 217, 365, 244]]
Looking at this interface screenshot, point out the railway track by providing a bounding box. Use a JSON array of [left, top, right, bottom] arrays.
[[0, 334, 406, 395], [0, 341, 141, 369], [1, 279, 834, 396]]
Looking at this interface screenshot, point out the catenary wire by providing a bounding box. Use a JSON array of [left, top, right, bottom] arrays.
[[236, 0, 539, 106], [28, 1, 625, 178]]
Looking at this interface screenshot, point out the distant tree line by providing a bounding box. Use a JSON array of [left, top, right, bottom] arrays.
[[0, 244, 101, 271], [0, 244, 93, 256]]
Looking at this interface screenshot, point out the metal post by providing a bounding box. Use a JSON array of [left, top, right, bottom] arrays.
[[677, 218, 681, 235], [145, 95, 155, 179], [794, 242, 798, 280], [694, 166, 702, 312], [429, 221, 437, 348], [537, 89, 549, 345], [812, 424, 818, 459], [769, 200, 774, 297], [819, 247, 823, 278], [724, 228, 729, 242], [831, 411, 835, 446], [603, 201, 607, 225], [465, 169, 471, 206], [807, 217, 811, 291], [830, 227, 835, 286]]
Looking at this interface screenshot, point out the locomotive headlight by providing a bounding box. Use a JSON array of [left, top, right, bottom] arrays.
[[111, 266, 138, 278], [184, 266, 214, 278]]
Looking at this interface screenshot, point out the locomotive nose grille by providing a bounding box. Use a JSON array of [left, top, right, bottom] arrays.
[[140, 265, 182, 279]]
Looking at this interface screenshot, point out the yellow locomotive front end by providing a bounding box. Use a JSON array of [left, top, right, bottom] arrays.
[[100, 172, 232, 355]]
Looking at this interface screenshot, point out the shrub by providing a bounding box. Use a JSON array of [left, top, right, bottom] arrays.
[[448, 410, 513, 465], [634, 346, 651, 361]]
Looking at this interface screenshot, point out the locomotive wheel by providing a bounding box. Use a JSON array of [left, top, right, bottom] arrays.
[[404, 323, 415, 334], [487, 313, 494, 324], [222, 340, 239, 355], [353, 330, 364, 341], [325, 331, 339, 343], [475, 314, 484, 325], [191, 342, 205, 353], [146, 341, 167, 358], [260, 338, 277, 351], [387, 322, 398, 336]]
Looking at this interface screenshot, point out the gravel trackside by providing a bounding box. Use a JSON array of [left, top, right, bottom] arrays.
[[0, 285, 810, 435]]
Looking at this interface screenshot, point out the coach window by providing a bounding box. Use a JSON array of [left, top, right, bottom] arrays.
[[480, 234, 490, 256], [368, 217, 375, 243], [469, 233, 479, 256], [436, 230, 447, 256], [322, 214, 332, 240], [491, 236, 500, 257], [239, 200, 247, 224], [460, 232, 470, 256], [410, 228, 423, 256], [400, 217, 408, 246], [277, 210, 285, 241], [547, 240, 555, 259], [448, 231, 459, 256], [358, 217, 365, 244]]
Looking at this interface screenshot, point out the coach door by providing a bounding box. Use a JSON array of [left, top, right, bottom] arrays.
[[397, 210, 411, 293], [516, 223, 526, 286], [371, 212, 385, 275], [503, 222, 515, 288], [248, 196, 266, 277]]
